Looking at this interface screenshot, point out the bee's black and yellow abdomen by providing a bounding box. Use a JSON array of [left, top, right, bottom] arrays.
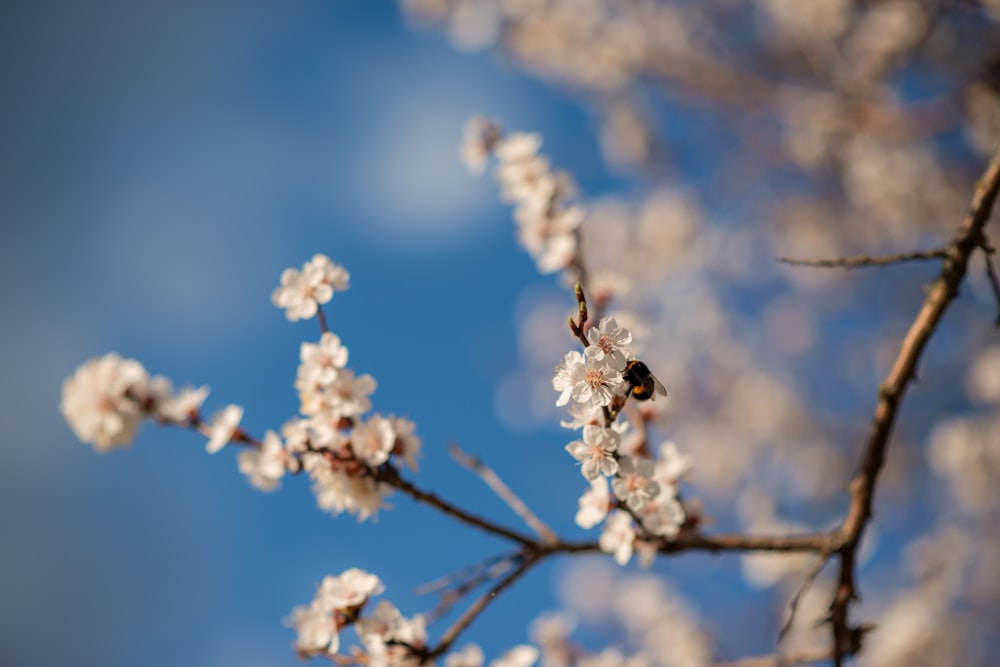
[[622, 359, 658, 401]]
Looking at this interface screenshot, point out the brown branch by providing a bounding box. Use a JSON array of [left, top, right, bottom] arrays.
[[375, 465, 536, 547], [829, 143, 1000, 666], [658, 530, 836, 555], [778, 249, 948, 269], [316, 303, 329, 334], [449, 443, 558, 545]]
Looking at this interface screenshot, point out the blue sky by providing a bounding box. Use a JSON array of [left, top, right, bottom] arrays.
[[0, 2, 643, 666]]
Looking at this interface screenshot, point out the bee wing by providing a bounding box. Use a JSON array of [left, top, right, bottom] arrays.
[[652, 376, 668, 399]]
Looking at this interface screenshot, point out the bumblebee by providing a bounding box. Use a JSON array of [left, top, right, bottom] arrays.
[[622, 359, 668, 401]]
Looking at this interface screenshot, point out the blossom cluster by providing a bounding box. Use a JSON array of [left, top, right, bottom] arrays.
[[290, 568, 542, 667], [287, 568, 417, 663], [551, 316, 691, 565], [462, 116, 584, 275], [60, 254, 421, 522]]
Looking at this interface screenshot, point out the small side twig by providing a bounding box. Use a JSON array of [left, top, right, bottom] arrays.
[[778, 552, 833, 641], [778, 249, 947, 269], [979, 238, 1000, 326], [420, 553, 519, 624], [426, 551, 538, 660], [414, 552, 513, 596], [568, 283, 590, 346], [449, 443, 558, 545], [316, 304, 329, 333]]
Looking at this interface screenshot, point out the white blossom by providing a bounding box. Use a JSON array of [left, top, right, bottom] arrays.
[[272, 254, 350, 322], [653, 441, 692, 492], [586, 317, 633, 368], [638, 493, 685, 538], [61, 353, 150, 452], [553, 348, 625, 408], [205, 404, 243, 454], [491, 645, 539, 667], [319, 568, 385, 610], [299, 368, 377, 419], [157, 384, 210, 423], [306, 455, 392, 521], [300, 332, 349, 387], [559, 400, 605, 430], [566, 425, 620, 480], [576, 476, 611, 529], [390, 415, 421, 471], [237, 430, 287, 491], [553, 350, 585, 407], [600, 510, 636, 566], [612, 456, 660, 512], [287, 599, 338, 655], [350, 414, 397, 467], [447, 644, 485, 667]]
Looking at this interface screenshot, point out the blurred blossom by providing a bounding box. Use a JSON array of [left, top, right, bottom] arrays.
[[447, 644, 485, 667], [205, 404, 244, 454], [61, 353, 150, 451], [927, 414, 1000, 514], [271, 254, 350, 322], [491, 645, 539, 667], [966, 344, 1000, 404], [756, 0, 852, 44]]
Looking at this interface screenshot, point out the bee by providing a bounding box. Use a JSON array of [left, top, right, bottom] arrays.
[[622, 359, 668, 401]]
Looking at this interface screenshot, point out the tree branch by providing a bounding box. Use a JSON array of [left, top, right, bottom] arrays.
[[829, 143, 1000, 665], [376, 465, 537, 547], [449, 443, 558, 545], [778, 249, 947, 269]]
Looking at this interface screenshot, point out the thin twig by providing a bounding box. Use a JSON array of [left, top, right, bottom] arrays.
[[568, 283, 590, 346], [829, 143, 1000, 666], [778, 249, 947, 269], [449, 443, 558, 545], [979, 239, 1000, 326], [778, 552, 833, 641], [376, 465, 536, 547], [316, 304, 329, 334], [426, 552, 539, 660], [414, 552, 513, 596], [423, 554, 519, 624]]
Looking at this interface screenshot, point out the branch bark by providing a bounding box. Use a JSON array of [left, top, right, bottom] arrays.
[[829, 143, 1000, 665]]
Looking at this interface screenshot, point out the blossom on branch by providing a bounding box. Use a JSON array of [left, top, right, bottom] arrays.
[[565, 424, 620, 480], [204, 404, 243, 454], [60, 353, 151, 451], [271, 253, 350, 322], [553, 349, 626, 408], [237, 429, 288, 491]]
